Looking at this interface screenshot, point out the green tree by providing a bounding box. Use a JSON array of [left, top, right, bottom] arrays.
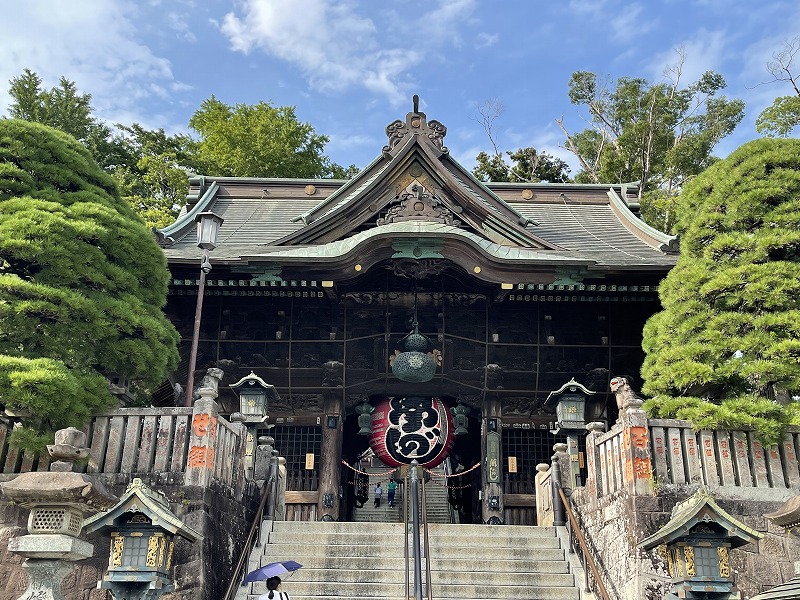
[[7, 68, 115, 169], [6, 70, 188, 226], [472, 100, 570, 183], [0, 120, 180, 450], [755, 37, 800, 137], [189, 96, 352, 179], [557, 50, 744, 232], [473, 147, 571, 183], [109, 124, 202, 229], [641, 138, 800, 443]]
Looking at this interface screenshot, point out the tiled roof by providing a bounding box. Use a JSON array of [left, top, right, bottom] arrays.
[[162, 180, 676, 271]]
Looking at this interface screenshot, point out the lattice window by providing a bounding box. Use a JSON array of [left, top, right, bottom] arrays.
[[29, 508, 82, 535], [502, 429, 587, 492], [262, 425, 322, 491], [122, 535, 149, 567], [694, 546, 719, 577]]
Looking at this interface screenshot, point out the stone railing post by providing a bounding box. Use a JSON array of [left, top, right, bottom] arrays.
[[584, 421, 606, 510], [551, 443, 569, 527], [535, 463, 553, 526], [275, 457, 287, 521], [185, 368, 223, 487], [620, 397, 653, 496]]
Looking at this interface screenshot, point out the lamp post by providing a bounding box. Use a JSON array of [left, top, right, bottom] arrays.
[[184, 211, 223, 406]]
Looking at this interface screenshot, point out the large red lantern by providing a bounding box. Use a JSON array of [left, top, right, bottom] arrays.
[[368, 396, 455, 468]]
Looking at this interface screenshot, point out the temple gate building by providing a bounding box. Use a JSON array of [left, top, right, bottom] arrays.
[[156, 99, 678, 525]]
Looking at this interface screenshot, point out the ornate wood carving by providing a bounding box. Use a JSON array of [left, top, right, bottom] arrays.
[[389, 259, 448, 279], [377, 184, 461, 226], [382, 96, 448, 154]]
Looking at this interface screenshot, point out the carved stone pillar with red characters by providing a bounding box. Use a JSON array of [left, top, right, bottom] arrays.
[[612, 377, 654, 497]]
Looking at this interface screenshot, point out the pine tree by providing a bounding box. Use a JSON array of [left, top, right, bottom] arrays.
[[641, 138, 800, 442], [0, 120, 180, 450]]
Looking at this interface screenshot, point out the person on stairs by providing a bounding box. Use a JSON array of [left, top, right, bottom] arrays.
[[258, 576, 289, 600], [387, 479, 397, 508], [374, 482, 383, 508]]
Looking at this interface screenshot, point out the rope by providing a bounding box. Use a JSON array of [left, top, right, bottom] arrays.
[[424, 462, 480, 478], [341, 460, 398, 477]]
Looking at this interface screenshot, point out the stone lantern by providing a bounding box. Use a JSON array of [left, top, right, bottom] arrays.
[[82, 478, 201, 600], [750, 495, 800, 599], [0, 427, 116, 600], [230, 371, 278, 422], [546, 379, 595, 487], [546, 378, 594, 434], [638, 489, 763, 600]]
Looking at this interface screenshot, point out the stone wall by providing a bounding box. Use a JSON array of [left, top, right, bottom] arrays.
[[0, 477, 261, 600], [571, 484, 800, 599]]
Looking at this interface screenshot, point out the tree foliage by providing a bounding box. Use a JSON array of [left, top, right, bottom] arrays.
[[189, 96, 352, 179], [473, 147, 571, 183], [641, 138, 800, 443], [6, 71, 359, 228], [471, 99, 570, 183], [109, 124, 202, 229], [558, 50, 744, 232], [7, 68, 116, 169], [755, 37, 800, 137], [0, 120, 180, 450]]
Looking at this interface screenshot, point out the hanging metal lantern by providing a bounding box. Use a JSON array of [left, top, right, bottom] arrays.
[[450, 403, 470, 435], [355, 399, 375, 435], [391, 324, 437, 383]]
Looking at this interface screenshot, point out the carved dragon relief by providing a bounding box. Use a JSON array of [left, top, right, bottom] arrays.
[[389, 258, 448, 279]]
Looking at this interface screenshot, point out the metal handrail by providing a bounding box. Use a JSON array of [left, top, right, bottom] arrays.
[[222, 479, 273, 600], [420, 472, 432, 600], [403, 473, 410, 600], [557, 487, 611, 600]]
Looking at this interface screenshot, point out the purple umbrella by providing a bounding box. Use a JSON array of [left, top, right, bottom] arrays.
[[244, 560, 303, 583]]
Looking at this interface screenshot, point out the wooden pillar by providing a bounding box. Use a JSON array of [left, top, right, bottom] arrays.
[[481, 396, 503, 524], [318, 361, 345, 520]]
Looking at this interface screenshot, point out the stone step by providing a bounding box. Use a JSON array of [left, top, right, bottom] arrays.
[[247, 580, 579, 599], [267, 530, 562, 549], [250, 520, 583, 600], [270, 521, 557, 537], [248, 568, 576, 587], [262, 542, 566, 561], [248, 555, 571, 573]]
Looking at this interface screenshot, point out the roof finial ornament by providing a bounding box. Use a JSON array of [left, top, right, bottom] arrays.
[[383, 96, 448, 155]]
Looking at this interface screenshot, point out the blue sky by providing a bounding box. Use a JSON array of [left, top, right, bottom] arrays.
[[1, 0, 798, 174]]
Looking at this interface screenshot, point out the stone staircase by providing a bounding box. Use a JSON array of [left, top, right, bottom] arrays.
[[240, 520, 586, 600], [353, 465, 453, 524]]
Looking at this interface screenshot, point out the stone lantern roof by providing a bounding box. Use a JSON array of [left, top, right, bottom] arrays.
[[638, 488, 762, 550], [83, 478, 201, 541]]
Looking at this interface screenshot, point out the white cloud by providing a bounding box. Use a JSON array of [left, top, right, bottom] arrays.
[[568, 0, 610, 17], [167, 12, 197, 42], [610, 4, 655, 43], [219, 0, 476, 106], [646, 29, 728, 86], [0, 0, 184, 127]]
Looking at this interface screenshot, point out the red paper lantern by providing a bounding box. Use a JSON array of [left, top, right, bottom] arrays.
[[368, 396, 455, 468]]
